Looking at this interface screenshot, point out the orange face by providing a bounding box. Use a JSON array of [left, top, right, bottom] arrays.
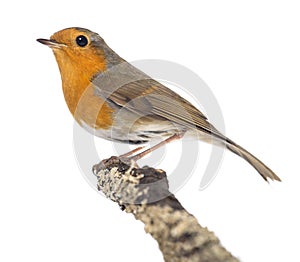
[[50, 28, 107, 76]]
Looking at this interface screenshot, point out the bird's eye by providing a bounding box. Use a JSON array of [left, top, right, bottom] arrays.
[[76, 35, 88, 47]]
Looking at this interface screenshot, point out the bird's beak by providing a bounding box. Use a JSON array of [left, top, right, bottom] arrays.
[[36, 38, 66, 49]]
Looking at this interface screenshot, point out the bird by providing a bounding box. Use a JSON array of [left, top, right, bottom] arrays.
[[37, 27, 280, 182]]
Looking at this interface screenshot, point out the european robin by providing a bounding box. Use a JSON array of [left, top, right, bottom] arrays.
[[37, 27, 280, 182]]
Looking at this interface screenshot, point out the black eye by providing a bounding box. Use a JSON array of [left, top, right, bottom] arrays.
[[76, 35, 88, 47]]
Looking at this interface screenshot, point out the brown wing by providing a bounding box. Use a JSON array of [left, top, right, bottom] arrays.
[[92, 62, 226, 140]]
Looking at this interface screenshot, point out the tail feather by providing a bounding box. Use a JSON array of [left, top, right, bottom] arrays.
[[225, 140, 281, 182]]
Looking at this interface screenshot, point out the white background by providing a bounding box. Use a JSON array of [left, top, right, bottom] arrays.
[[1, 1, 300, 261]]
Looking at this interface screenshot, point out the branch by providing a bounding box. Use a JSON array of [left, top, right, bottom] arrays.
[[93, 157, 239, 262]]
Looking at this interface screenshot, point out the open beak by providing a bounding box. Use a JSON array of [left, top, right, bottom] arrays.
[[36, 38, 65, 48]]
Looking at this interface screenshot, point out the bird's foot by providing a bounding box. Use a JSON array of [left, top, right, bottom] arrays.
[[92, 155, 140, 175]]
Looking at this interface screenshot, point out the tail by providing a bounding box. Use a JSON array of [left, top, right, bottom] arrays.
[[225, 139, 281, 182]]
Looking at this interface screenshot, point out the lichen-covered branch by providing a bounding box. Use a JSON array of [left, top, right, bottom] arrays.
[[93, 157, 239, 262]]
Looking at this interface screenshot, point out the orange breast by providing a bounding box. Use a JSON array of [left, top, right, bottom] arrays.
[[72, 82, 114, 129], [54, 49, 114, 130]]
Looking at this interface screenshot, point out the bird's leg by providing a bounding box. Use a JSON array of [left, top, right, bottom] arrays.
[[93, 134, 183, 175], [130, 133, 184, 161], [120, 146, 145, 157]]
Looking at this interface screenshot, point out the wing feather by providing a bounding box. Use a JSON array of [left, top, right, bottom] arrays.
[[92, 62, 225, 139]]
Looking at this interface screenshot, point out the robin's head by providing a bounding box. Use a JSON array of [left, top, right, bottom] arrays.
[[37, 28, 110, 78]]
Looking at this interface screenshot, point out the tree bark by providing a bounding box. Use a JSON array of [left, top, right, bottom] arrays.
[[94, 157, 239, 262]]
